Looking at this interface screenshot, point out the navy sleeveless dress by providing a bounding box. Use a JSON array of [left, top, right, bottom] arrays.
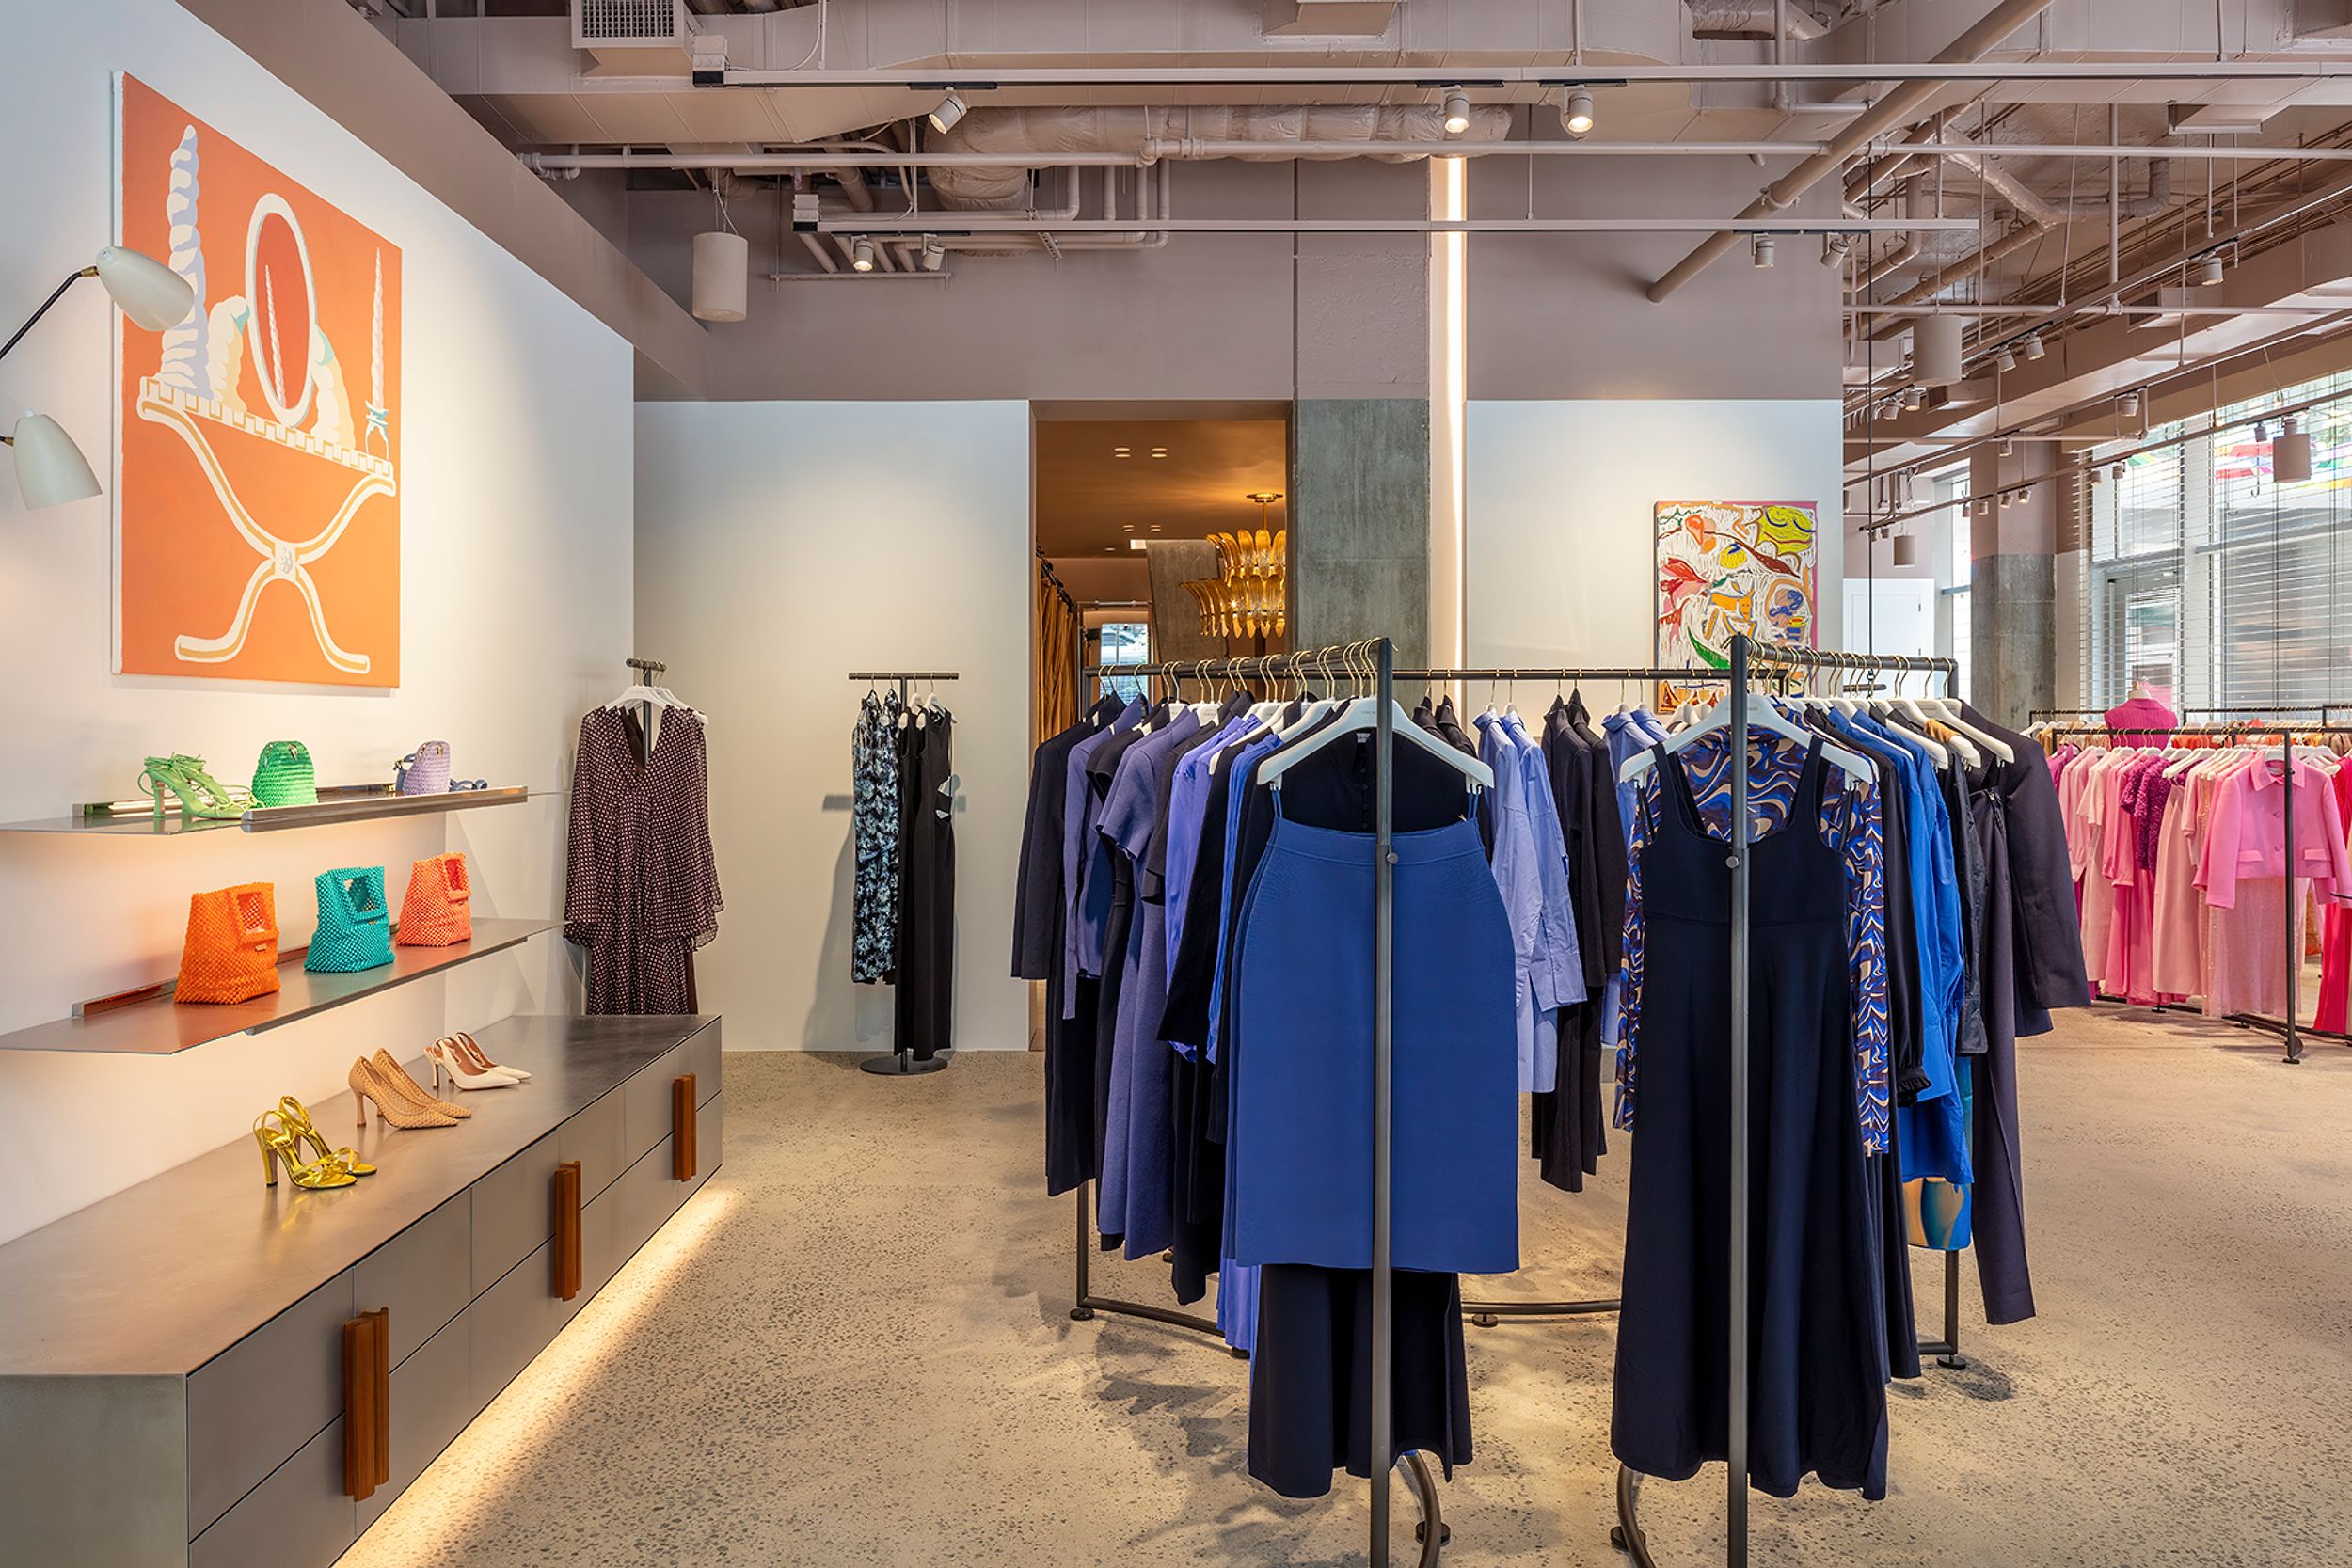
[[1611, 737, 1890, 1500]]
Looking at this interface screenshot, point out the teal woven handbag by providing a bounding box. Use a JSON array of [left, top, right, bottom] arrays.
[[251, 741, 318, 808], [305, 867, 393, 974]]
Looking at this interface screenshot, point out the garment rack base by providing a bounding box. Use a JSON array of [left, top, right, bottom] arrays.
[[860, 1049, 952, 1076]]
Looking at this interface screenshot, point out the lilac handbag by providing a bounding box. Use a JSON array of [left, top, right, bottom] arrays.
[[394, 741, 453, 796]]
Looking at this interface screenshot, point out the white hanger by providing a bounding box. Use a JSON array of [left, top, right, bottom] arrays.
[[1620, 680, 1876, 788], [1917, 696, 2011, 763], [1258, 644, 1495, 792]]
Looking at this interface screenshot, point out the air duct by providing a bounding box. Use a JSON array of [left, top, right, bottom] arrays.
[[1687, 1, 1830, 40], [922, 104, 1511, 209]]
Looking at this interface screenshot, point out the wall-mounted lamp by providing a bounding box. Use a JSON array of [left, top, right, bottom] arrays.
[[4, 245, 192, 511]]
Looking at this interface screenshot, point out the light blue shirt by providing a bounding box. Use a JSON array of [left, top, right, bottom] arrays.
[[1476, 711, 1552, 1092], [1508, 714, 1587, 1018]]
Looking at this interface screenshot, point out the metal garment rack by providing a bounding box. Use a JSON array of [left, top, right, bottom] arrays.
[[850, 671, 962, 1078], [1610, 641, 1965, 1568], [2026, 717, 2352, 1065], [1068, 643, 1446, 1568]]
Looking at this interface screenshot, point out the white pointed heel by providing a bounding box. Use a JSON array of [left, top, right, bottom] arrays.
[[426, 1036, 521, 1092], [448, 1028, 530, 1082]]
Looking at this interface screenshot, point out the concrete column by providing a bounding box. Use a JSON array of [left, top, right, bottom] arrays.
[[1968, 444, 2062, 728], [1290, 399, 1434, 663], [1285, 160, 1434, 663]]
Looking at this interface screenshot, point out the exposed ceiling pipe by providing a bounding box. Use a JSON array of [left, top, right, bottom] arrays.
[[1937, 139, 2172, 226], [831, 166, 876, 212], [1853, 238, 1919, 290], [1646, 0, 2059, 303], [1688, 1, 1832, 40], [924, 104, 1511, 209], [891, 160, 1174, 258], [1843, 108, 1964, 205], [799, 231, 839, 272], [1882, 219, 2050, 307]]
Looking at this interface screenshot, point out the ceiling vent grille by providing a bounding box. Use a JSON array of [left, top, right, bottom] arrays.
[[572, 0, 688, 50]]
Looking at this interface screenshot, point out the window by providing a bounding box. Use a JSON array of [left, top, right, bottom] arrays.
[[1096, 621, 1150, 701], [2078, 370, 2352, 712]]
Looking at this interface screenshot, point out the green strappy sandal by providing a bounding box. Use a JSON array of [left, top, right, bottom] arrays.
[[139, 754, 251, 820]]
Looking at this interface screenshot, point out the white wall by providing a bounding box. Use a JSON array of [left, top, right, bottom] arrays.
[[633, 403, 1032, 1054], [1465, 400, 1849, 668], [0, 1, 634, 1243]]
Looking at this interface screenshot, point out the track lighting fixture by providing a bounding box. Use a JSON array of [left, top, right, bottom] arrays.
[[1442, 87, 1471, 136], [1877, 401, 1898, 422], [1994, 346, 2017, 373], [2020, 332, 2046, 361], [2199, 253, 2226, 286], [2112, 462, 2126, 482], [2118, 390, 2141, 419], [928, 90, 969, 134], [2021, 483, 2035, 502], [1821, 233, 1849, 268], [2253, 420, 2269, 443], [1998, 436, 2014, 457], [1751, 234, 1775, 269], [850, 237, 876, 273], [1902, 384, 1926, 409], [920, 236, 946, 272], [1560, 88, 1596, 138], [1999, 490, 2013, 509]]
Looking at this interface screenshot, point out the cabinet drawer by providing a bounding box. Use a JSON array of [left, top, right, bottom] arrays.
[[621, 1028, 720, 1165], [358, 1310, 475, 1530], [579, 1175, 630, 1301], [469, 1132, 562, 1293], [188, 1415, 355, 1568], [356, 1194, 470, 1368], [470, 1238, 579, 1409], [187, 1271, 354, 1537], [558, 1088, 627, 1203]]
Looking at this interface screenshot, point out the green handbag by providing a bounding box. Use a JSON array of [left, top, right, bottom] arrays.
[[306, 867, 393, 973], [251, 741, 318, 808]]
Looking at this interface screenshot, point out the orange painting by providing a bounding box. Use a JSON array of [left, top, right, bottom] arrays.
[[115, 75, 401, 686]]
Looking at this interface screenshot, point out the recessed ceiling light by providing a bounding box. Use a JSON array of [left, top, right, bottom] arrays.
[[1149, 524, 1162, 531], [1113, 447, 1131, 457], [1122, 523, 1135, 531], [1150, 448, 1168, 458], [1129, 539, 1150, 550]]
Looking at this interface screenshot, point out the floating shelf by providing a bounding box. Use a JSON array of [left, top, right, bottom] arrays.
[[0, 918, 559, 1055], [0, 784, 532, 837]]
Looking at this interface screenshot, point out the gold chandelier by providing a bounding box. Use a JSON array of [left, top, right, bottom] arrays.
[[1183, 491, 1287, 640]]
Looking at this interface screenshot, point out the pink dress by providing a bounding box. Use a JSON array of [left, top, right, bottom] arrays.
[[2199, 755, 2350, 1020], [2149, 768, 2205, 997], [2076, 752, 2121, 991], [2316, 764, 2352, 1031]]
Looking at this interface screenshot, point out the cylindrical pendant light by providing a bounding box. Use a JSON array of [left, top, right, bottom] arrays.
[[691, 230, 749, 322], [1912, 313, 1964, 385], [1891, 531, 1919, 567], [2275, 413, 2313, 484], [6, 412, 103, 510]]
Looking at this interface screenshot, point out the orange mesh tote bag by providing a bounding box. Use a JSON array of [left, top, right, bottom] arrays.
[[395, 852, 473, 947], [176, 883, 281, 1005]]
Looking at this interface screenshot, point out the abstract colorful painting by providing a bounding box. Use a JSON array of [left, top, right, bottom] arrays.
[[1654, 501, 1817, 709], [115, 75, 402, 686]]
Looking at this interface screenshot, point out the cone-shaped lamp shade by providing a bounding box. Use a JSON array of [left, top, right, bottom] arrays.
[[93, 245, 194, 332], [8, 413, 103, 509]]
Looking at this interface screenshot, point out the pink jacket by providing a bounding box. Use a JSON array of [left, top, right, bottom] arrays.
[[2196, 756, 2352, 908]]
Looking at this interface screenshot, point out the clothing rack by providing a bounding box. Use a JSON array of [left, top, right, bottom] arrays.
[[2027, 718, 2352, 1066], [850, 672, 962, 1078], [1610, 641, 1961, 1568], [1070, 642, 1448, 1568]]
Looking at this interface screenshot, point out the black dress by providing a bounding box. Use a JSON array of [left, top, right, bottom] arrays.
[[893, 708, 956, 1061], [1612, 739, 1889, 1500], [1014, 709, 1112, 1195]]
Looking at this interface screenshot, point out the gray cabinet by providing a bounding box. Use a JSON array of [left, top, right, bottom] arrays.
[[0, 1015, 722, 1568]]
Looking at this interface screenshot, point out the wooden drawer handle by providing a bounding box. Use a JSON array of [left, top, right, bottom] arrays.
[[342, 1307, 390, 1499], [673, 1074, 697, 1181], [553, 1161, 582, 1302]]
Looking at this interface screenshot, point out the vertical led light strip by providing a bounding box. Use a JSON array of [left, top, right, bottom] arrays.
[[1430, 155, 1469, 669]]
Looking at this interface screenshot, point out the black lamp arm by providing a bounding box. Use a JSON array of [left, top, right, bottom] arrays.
[[0, 266, 100, 365]]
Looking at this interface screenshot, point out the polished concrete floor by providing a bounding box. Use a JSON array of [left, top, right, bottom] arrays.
[[345, 1006, 2352, 1567]]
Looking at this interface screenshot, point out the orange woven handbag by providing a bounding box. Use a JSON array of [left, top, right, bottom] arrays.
[[176, 883, 281, 1005], [395, 852, 473, 947]]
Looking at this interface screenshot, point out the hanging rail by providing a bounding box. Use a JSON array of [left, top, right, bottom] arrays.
[[850, 673, 963, 1079], [2030, 719, 2352, 1066], [1072, 641, 1439, 1568], [1613, 641, 1972, 1568]]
